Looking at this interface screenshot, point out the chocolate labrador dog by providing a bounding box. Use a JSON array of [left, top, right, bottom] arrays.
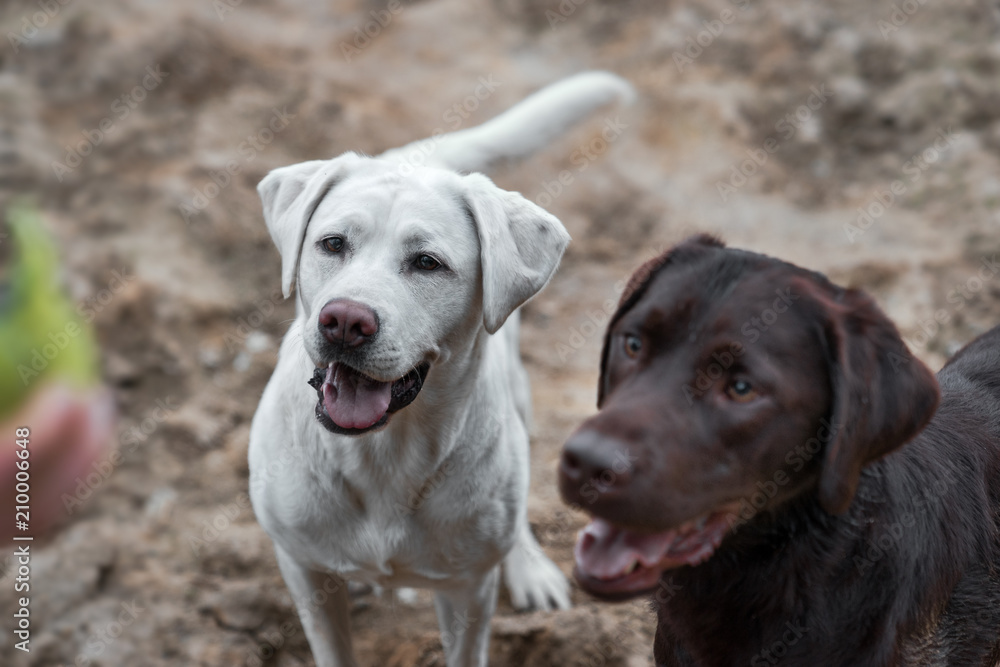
[[560, 234, 1000, 666]]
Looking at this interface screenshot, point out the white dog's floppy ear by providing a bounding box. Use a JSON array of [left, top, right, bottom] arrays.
[[258, 153, 361, 298], [463, 173, 571, 334]]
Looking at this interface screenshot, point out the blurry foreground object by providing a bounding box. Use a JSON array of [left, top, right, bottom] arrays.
[[0, 203, 114, 541]]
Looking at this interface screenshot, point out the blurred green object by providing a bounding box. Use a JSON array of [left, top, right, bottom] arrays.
[[0, 203, 100, 421]]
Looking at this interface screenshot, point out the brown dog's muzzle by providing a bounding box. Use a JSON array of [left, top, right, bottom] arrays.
[[560, 427, 633, 505]]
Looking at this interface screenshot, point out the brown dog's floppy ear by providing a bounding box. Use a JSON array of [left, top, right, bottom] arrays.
[[597, 234, 724, 406], [812, 285, 940, 514]]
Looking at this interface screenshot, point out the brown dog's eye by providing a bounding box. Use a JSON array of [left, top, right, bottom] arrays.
[[415, 255, 441, 271], [624, 334, 642, 358], [726, 379, 758, 403], [322, 237, 344, 253]]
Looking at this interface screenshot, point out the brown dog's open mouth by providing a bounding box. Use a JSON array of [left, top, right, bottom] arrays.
[[308, 362, 429, 435], [573, 503, 740, 600]]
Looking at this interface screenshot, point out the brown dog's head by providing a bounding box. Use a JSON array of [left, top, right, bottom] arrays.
[[559, 234, 939, 600]]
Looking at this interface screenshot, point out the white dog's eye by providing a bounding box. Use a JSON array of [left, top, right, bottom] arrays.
[[322, 237, 344, 253], [415, 254, 441, 271]]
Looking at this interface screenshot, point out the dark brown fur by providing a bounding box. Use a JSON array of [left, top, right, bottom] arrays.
[[561, 235, 1000, 666]]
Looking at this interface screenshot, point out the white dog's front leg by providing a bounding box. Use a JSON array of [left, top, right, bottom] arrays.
[[434, 566, 500, 667], [274, 546, 357, 667]]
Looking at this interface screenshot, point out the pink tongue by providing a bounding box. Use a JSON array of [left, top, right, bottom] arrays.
[[322, 364, 392, 430], [574, 518, 679, 580]]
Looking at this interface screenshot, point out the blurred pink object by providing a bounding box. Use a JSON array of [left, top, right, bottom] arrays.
[[2, 383, 114, 541]]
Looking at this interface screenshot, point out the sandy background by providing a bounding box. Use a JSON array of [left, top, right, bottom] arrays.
[[1, 0, 999, 664]]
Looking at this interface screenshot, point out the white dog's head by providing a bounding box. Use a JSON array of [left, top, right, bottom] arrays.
[[258, 152, 570, 435]]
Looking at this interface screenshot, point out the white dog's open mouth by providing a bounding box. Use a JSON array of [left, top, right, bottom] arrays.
[[308, 362, 429, 435]]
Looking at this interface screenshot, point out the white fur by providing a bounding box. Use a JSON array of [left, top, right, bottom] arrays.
[[380, 70, 635, 173], [248, 71, 632, 667]]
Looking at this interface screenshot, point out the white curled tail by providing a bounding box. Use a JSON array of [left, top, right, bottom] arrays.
[[380, 71, 634, 174]]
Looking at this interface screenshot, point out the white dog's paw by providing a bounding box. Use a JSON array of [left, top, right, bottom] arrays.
[[503, 543, 571, 612]]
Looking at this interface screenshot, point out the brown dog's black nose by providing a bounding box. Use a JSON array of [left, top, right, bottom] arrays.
[[319, 299, 378, 347], [561, 429, 633, 490]]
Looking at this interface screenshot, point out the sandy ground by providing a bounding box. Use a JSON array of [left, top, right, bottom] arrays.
[[1, 0, 999, 664]]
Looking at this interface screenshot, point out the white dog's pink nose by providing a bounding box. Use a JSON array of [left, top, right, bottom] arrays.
[[319, 299, 379, 348]]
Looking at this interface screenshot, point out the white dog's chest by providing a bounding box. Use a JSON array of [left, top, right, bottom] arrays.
[[248, 308, 529, 589], [308, 516, 506, 589], [251, 432, 519, 589]]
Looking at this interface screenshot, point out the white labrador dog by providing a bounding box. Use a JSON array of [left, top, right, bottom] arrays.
[[248, 72, 632, 667]]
